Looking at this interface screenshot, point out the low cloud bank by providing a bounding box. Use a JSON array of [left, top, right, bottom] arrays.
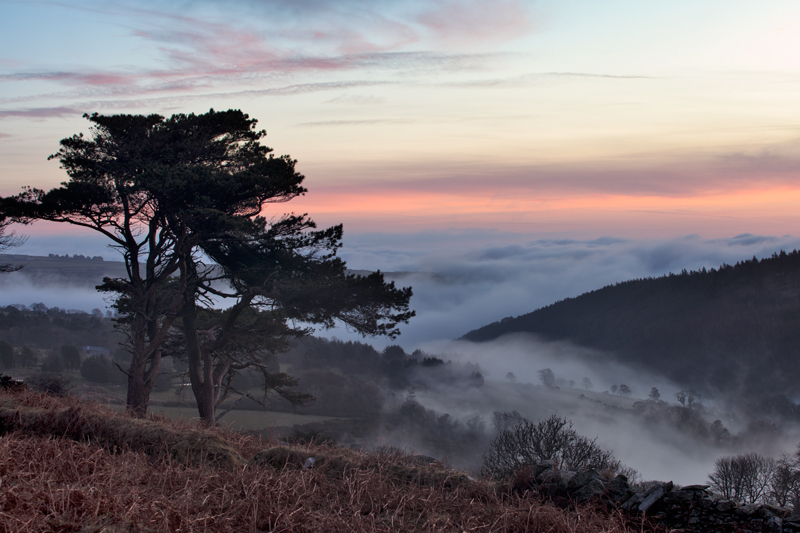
[[334, 231, 800, 349]]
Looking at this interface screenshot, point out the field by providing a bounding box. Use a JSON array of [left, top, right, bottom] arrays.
[[145, 405, 345, 432]]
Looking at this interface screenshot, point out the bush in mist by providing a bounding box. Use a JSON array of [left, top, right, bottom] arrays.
[[26, 373, 71, 397], [492, 410, 524, 434], [388, 397, 488, 464], [675, 389, 701, 409], [632, 399, 729, 444], [482, 414, 619, 480]]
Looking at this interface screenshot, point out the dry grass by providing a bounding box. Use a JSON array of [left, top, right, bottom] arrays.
[[0, 387, 242, 469], [0, 387, 652, 532]]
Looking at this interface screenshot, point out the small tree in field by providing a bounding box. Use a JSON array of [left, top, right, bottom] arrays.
[[482, 414, 619, 480], [537, 368, 556, 388], [649, 387, 660, 401]]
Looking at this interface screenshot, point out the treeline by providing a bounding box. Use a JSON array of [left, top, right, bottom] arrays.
[[0, 304, 119, 352], [462, 250, 800, 398], [233, 337, 485, 419], [47, 253, 104, 261]]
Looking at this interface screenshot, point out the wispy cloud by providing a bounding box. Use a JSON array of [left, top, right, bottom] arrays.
[[295, 118, 412, 127], [324, 94, 386, 105], [0, 1, 529, 110], [444, 71, 655, 88], [0, 133, 11, 139], [303, 141, 800, 197], [0, 107, 80, 119]]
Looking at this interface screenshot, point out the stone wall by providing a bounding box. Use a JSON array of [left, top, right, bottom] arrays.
[[520, 461, 800, 533]]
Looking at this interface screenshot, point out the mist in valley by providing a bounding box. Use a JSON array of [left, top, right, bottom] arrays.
[[3, 231, 800, 492]]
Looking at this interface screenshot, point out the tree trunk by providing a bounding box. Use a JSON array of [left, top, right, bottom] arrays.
[[182, 284, 218, 426], [126, 365, 154, 418]]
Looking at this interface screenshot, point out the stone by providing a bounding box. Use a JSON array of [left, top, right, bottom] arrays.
[[715, 499, 737, 512], [567, 469, 606, 492], [620, 493, 643, 511], [681, 484, 710, 491], [607, 475, 634, 505], [663, 490, 693, 501], [734, 504, 757, 517], [533, 460, 555, 480], [572, 479, 607, 503], [765, 515, 782, 532], [638, 482, 672, 513]]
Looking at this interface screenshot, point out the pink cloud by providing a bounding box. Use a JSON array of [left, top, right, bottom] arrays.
[[1, 72, 137, 86], [416, 0, 534, 47], [0, 2, 523, 110], [0, 133, 11, 138]]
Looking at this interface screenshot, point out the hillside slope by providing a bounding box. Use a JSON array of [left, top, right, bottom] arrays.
[[462, 250, 800, 397]]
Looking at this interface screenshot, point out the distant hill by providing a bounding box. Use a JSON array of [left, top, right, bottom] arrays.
[[0, 254, 412, 287], [0, 254, 127, 285], [462, 250, 800, 398]]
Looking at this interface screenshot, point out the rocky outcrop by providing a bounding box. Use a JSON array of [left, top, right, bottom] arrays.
[[518, 462, 800, 532]]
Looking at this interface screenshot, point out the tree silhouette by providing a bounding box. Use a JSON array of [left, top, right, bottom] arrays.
[[538, 368, 556, 388], [649, 387, 660, 401], [3, 110, 414, 422]]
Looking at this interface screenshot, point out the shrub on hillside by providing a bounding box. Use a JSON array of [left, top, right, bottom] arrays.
[[26, 373, 71, 397], [482, 414, 620, 480]]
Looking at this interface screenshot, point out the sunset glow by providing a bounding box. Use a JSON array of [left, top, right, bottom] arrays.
[[2, 0, 800, 245]]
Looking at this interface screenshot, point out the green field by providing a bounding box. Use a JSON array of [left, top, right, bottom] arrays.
[[140, 405, 345, 432]]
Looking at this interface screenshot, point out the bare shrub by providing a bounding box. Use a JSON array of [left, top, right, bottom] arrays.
[[482, 414, 620, 480], [26, 373, 71, 397], [708, 452, 776, 504], [769, 453, 800, 508]]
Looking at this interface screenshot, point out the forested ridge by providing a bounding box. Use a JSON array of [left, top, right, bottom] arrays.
[[462, 250, 800, 397]]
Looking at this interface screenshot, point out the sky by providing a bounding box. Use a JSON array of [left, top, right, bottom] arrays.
[[3, 0, 800, 339]]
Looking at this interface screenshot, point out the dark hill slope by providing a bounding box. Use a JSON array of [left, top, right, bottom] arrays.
[[462, 250, 800, 397]]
